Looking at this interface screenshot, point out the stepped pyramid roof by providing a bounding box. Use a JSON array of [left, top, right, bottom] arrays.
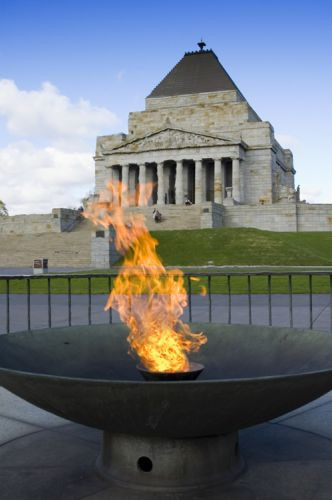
[[147, 45, 243, 98]]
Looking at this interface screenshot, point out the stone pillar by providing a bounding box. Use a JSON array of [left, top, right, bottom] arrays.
[[195, 160, 203, 204], [111, 166, 121, 205], [175, 160, 184, 205], [214, 158, 223, 204], [121, 164, 129, 207], [232, 158, 241, 203], [221, 160, 226, 202], [157, 162, 165, 205], [138, 163, 146, 206]]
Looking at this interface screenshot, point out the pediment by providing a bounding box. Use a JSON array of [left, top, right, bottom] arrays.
[[105, 128, 234, 154]]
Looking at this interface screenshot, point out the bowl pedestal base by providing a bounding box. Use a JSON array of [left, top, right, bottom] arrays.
[[96, 430, 245, 493]]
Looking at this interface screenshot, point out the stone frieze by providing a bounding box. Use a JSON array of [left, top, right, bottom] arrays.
[[103, 128, 235, 154]]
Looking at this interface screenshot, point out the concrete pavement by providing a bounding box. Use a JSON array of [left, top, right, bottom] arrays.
[[1, 268, 332, 498], [0, 387, 332, 499]]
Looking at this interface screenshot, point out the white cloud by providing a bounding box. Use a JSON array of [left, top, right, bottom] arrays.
[[0, 79, 119, 214], [275, 133, 300, 150], [300, 187, 327, 204], [0, 79, 118, 144], [0, 141, 94, 214]]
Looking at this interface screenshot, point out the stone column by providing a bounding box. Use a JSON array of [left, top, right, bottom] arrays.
[[121, 164, 129, 207], [157, 162, 165, 205], [111, 166, 121, 205], [214, 158, 223, 204], [194, 160, 203, 204], [221, 160, 226, 202], [175, 160, 184, 205], [138, 163, 146, 206], [232, 158, 241, 203]]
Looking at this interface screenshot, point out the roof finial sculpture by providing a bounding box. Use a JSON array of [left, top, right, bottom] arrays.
[[197, 39, 206, 51]]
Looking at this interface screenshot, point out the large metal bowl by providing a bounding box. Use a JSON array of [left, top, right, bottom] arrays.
[[1, 323, 332, 438]]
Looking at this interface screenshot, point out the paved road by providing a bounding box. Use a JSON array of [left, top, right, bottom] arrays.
[[1, 293, 331, 334]]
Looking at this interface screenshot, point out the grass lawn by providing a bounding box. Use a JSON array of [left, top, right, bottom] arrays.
[[1, 228, 331, 294], [152, 227, 332, 267]]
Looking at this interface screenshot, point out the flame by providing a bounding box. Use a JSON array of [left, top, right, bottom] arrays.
[[84, 181, 207, 373]]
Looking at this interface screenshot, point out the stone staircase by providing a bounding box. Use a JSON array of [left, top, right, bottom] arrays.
[[0, 204, 222, 269], [128, 204, 202, 231], [0, 219, 93, 268]]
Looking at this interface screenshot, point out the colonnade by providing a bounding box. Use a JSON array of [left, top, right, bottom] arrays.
[[110, 157, 242, 206]]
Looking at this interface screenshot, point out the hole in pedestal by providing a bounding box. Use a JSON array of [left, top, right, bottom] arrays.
[[137, 456, 153, 472], [235, 441, 239, 455]]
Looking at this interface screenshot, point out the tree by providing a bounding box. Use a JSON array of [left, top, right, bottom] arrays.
[[0, 200, 8, 216], [81, 190, 96, 209]]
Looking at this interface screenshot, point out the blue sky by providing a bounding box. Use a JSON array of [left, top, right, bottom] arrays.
[[0, 0, 331, 213]]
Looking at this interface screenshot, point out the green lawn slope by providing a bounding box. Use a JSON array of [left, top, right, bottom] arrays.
[[152, 228, 332, 267], [1, 228, 331, 294]]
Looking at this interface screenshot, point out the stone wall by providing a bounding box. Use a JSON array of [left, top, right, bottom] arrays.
[[0, 208, 82, 234], [0, 220, 92, 267], [200, 203, 223, 228], [222, 204, 298, 231], [145, 90, 244, 109], [243, 149, 273, 204], [222, 203, 332, 232], [91, 227, 120, 268], [95, 157, 108, 193], [128, 100, 259, 140], [297, 204, 332, 231], [96, 133, 127, 156]]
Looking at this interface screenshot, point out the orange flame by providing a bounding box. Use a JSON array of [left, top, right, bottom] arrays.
[[84, 181, 207, 373]]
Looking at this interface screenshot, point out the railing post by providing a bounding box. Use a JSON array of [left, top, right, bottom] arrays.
[[227, 275, 232, 325], [309, 274, 313, 329], [208, 275, 212, 323], [108, 276, 113, 324], [188, 276, 192, 323], [268, 275, 272, 326], [247, 275, 252, 325], [288, 275, 293, 328], [330, 275, 332, 333], [68, 277, 72, 327], [6, 279, 10, 334], [88, 277, 92, 325], [27, 279, 31, 331], [47, 277, 52, 328]]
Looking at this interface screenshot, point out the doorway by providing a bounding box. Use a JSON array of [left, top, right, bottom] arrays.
[[225, 160, 233, 190], [186, 162, 195, 204], [164, 162, 176, 204]]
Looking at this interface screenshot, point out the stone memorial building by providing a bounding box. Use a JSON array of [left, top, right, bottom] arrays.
[[89, 42, 331, 266], [89, 42, 332, 261], [94, 42, 300, 224], [1, 42, 331, 268]]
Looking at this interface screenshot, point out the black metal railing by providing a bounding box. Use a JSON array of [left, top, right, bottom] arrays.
[[0, 271, 331, 334]]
